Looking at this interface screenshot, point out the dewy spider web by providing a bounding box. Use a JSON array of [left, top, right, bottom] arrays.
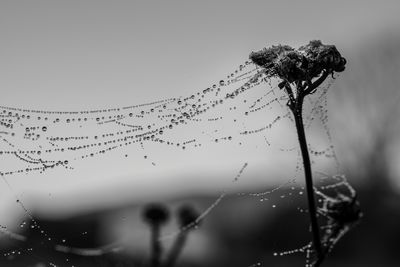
[[0, 62, 262, 177], [0, 59, 357, 266]]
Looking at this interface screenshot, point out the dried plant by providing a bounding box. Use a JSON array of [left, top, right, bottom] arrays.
[[250, 40, 347, 266]]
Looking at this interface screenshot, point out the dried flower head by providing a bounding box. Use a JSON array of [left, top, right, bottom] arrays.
[[250, 40, 346, 86]]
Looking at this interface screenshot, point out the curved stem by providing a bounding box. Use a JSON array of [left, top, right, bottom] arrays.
[[292, 98, 323, 265], [304, 70, 330, 95]]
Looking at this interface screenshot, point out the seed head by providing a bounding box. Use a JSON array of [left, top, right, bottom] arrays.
[[142, 203, 170, 226], [177, 205, 200, 228]]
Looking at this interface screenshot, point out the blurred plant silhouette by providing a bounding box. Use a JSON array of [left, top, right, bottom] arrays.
[[142, 203, 200, 267], [164, 205, 200, 267], [142, 203, 170, 267]]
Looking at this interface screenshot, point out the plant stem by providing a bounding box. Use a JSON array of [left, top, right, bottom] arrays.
[[292, 97, 323, 265], [164, 232, 187, 267], [150, 225, 162, 267]]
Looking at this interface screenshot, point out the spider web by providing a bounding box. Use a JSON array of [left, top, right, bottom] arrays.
[[0, 60, 358, 267]]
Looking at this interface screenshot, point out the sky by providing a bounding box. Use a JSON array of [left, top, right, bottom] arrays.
[[0, 0, 400, 219], [1, 0, 399, 109]]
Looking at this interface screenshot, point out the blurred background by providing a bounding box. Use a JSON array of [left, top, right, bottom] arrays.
[[0, 1, 400, 266]]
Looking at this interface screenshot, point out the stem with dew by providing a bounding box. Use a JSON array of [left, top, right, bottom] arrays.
[[250, 40, 347, 265], [291, 95, 323, 263]]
